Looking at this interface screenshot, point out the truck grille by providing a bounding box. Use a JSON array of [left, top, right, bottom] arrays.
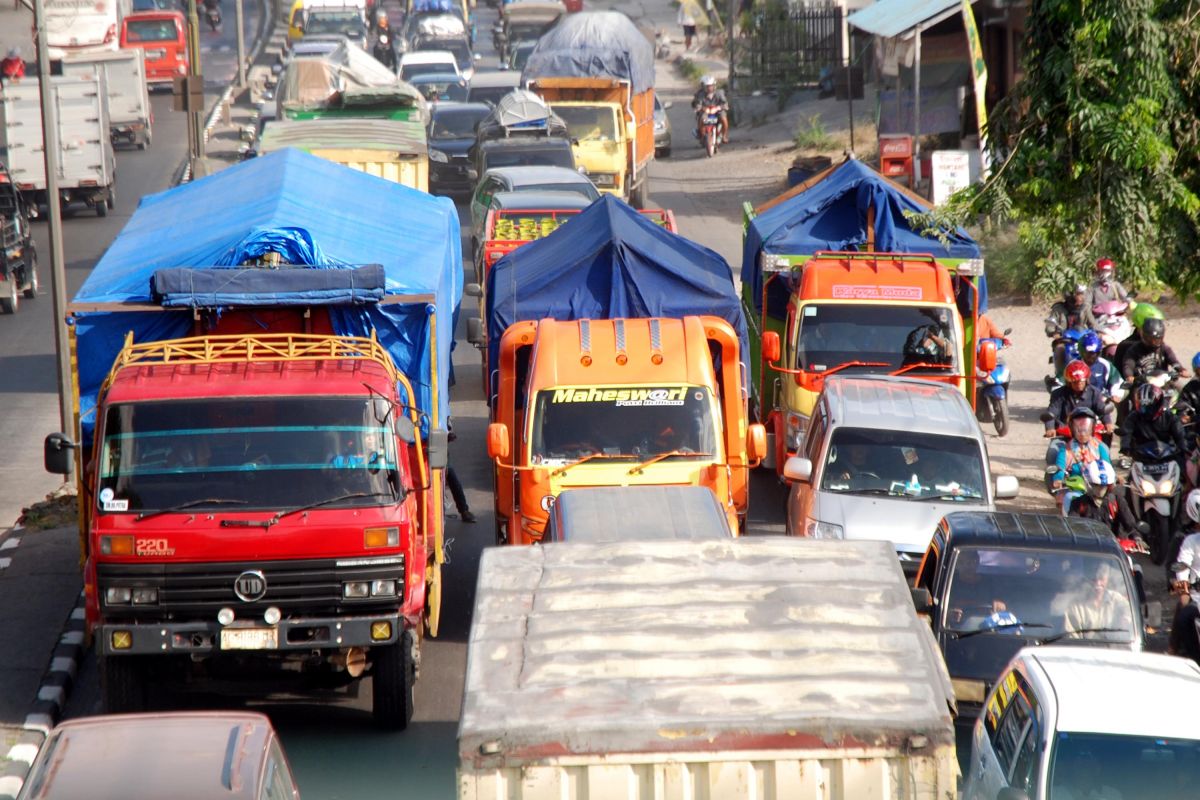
[[97, 555, 405, 620]]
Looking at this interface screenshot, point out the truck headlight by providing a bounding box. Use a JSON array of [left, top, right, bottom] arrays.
[[429, 149, 449, 164], [131, 588, 158, 605], [952, 678, 986, 704], [804, 519, 843, 539], [343, 581, 370, 598], [785, 411, 807, 450], [371, 579, 397, 597], [105, 587, 132, 605], [591, 173, 616, 187]]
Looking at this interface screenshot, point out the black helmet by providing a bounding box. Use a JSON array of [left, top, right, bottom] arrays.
[[1135, 382, 1165, 415], [1142, 317, 1166, 345]]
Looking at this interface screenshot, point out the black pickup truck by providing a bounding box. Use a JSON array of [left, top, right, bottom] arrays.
[[0, 162, 38, 314]]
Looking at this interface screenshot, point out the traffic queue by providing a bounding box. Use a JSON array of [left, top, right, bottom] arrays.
[[14, 0, 1200, 798]]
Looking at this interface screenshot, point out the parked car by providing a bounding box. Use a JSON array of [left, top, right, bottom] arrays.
[[546, 486, 734, 542], [17, 711, 300, 800], [398, 49, 462, 81], [466, 70, 521, 107], [783, 375, 1019, 575], [427, 101, 493, 195], [119, 10, 187, 86], [653, 93, 672, 157], [962, 647, 1200, 800], [469, 166, 599, 238], [407, 71, 469, 103]]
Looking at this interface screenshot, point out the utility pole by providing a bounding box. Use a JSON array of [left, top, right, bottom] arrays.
[[186, 0, 205, 174], [235, 0, 247, 88], [30, 0, 73, 437]]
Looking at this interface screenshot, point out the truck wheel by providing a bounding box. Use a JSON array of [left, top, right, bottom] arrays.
[[23, 250, 39, 299], [629, 181, 648, 209], [100, 655, 147, 713], [96, 199, 108, 218], [1, 279, 18, 314], [372, 631, 415, 729], [106, 185, 116, 210]]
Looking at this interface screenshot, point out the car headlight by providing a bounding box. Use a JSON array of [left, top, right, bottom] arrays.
[[105, 587, 132, 605], [785, 411, 808, 450], [429, 149, 449, 164], [804, 519, 843, 539], [654, 119, 666, 132], [952, 678, 986, 704]]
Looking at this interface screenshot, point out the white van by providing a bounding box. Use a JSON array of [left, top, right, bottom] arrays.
[[45, 0, 122, 59], [963, 646, 1200, 799]]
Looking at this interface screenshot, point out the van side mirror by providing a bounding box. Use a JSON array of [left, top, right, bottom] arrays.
[[910, 587, 933, 614], [1144, 600, 1163, 628], [977, 338, 998, 372], [762, 331, 781, 364], [782, 456, 812, 482], [44, 433, 75, 476], [994, 474, 1019, 499], [486, 422, 510, 461], [747, 423, 766, 464]]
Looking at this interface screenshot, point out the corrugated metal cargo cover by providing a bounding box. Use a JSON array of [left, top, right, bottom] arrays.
[[459, 539, 956, 767]]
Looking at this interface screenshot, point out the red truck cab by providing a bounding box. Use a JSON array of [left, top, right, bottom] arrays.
[[120, 11, 188, 85]]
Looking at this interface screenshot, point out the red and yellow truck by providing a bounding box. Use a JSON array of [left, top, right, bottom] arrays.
[[486, 316, 764, 543]]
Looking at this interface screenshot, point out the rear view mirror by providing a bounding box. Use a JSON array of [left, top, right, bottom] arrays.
[[977, 338, 998, 372], [1144, 600, 1163, 628], [464, 282, 483, 298], [747, 423, 767, 463], [396, 416, 416, 444], [910, 587, 933, 614], [782, 456, 812, 482], [663, 100, 673, 109], [44, 433, 75, 476], [762, 331, 781, 364], [467, 317, 485, 346], [487, 422, 510, 461], [994, 474, 1019, 499]]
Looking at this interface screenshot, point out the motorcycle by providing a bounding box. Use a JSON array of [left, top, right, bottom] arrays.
[[697, 104, 722, 157], [204, 2, 221, 30], [975, 330, 1011, 437], [1129, 439, 1183, 565], [1092, 299, 1135, 360]]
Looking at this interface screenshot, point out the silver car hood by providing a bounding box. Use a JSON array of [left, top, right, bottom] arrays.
[[816, 491, 990, 556]]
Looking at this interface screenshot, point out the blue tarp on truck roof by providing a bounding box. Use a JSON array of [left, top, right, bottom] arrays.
[[485, 194, 747, 396], [741, 158, 983, 317], [71, 148, 462, 443], [521, 10, 655, 95]]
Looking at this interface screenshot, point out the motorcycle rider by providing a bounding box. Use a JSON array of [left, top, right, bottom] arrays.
[[1168, 489, 1200, 661], [1120, 382, 1188, 465], [1176, 353, 1200, 422], [691, 75, 729, 145], [1121, 316, 1187, 383], [1045, 360, 1113, 439], [1079, 331, 1122, 410], [1081, 257, 1130, 330], [373, 30, 398, 72], [1050, 407, 1113, 489]]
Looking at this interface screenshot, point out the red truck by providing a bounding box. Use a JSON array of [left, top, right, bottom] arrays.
[[43, 150, 460, 729]]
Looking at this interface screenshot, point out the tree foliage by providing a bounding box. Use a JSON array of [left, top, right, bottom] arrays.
[[912, 0, 1200, 298]]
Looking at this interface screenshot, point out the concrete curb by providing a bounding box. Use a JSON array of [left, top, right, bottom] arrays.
[[0, 728, 45, 800]]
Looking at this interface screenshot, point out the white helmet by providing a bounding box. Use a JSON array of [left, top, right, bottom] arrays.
[[700, 74, 716, 87], [1186, 488, 1200, 524], [1083, 460, 1115, 498]]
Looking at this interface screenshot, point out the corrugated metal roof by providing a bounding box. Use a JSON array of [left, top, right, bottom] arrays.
[[847, 0, 963, 39], [259, 119, 428, 155]]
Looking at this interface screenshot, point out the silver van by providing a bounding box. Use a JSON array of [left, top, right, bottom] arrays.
[[783, 375, 1018, 574]]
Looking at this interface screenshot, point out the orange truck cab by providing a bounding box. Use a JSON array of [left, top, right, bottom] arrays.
[[487, 316, 765, 544], [120, 11, 188, 86]]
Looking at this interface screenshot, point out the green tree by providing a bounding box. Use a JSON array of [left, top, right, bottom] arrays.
[[914, 0, 1200, 297]]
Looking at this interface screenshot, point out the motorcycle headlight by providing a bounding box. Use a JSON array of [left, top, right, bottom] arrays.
[[429, 149, 449, 164], [1160, 478, 1175, 495], [804, 519, 843, 539], [784, 411, 807, 451], [1141, 479, 1157, 495]]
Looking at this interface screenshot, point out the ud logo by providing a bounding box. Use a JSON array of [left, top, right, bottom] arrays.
[[234, 570, 267, 602]]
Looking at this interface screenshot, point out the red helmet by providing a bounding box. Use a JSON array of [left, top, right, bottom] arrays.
[[1095, 257, 1115, 278], [1065, 360, 1090, 384]]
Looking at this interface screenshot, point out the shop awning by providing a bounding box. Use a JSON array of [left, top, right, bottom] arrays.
[[847, 0, 963, 39]]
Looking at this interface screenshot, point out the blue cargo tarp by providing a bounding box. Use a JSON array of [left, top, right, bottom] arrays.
[[485, 194, 747, 396], [72, 148, 462, 443], [741, 158, 983, 318], [521, 11, 655, 95]]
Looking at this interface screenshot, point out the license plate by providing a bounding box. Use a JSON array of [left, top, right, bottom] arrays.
[[220, 627, 278, 650], [147, 49, 165, 59]]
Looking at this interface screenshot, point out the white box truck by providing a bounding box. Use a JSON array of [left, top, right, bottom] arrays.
[[61, 49, 152, 150], [0, 74, 118, 217], [459, 538, 959, 800], [44, 0, 122, 60]]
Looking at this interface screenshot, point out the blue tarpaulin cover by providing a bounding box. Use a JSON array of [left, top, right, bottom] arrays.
[[72, 148, 462, 443], [521, 11, 655, 95], [151, 264, 387, 307], [741, 158, 983, 318], [485, 194, 747, 396]]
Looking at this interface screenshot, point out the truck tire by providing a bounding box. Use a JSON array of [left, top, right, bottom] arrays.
[[23, 249, 39, 299], [106, 185, 116, 211], [629, 180, 648, 209], [100, 655, 147, 713], [96, 199, 108, 217], [372, 631, 415, 729], [1, 279, 17, 314]]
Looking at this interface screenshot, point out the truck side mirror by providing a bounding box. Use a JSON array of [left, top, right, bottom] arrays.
[[782, 456, 812, 482], [467, 317, 485, 347], [464, 282, 483, 298], [44, 433, 75, 476], [427, 428, 448, 469], [977, 338, 998, 372], [396, 416, 416, 444], [486, 423, 510, 461], [747, 423, 766, 464], [762, 331, 781, 364], [910, 587, 934, 614]]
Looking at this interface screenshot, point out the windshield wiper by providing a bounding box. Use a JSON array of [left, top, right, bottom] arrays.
[[222, 492, 397, 528], [954, 622, 1051, 639], [628, 451, 713, 475], [828, 486, 900, 496], [1039, 627, 1127, 645], [134, 498, 247, 522], [915, 491, 983, 502], [550, 453, 636, 477]]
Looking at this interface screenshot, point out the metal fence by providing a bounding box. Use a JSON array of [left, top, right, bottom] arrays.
[[734, 2, 844, 92]]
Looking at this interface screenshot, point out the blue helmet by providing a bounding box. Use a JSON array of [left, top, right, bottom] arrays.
[[1192, 352, 1200, 372], [1079, 331, 1103, 355]]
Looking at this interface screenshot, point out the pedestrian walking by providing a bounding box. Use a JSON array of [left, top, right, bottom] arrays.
[[677, 3, 697, 51]]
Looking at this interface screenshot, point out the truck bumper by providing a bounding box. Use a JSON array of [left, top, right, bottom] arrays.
[[96, 612, 401, 656]]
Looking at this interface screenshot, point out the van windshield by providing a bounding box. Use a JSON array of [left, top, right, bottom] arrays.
[[945, 548, 1134, 641], [97, 397, 401, 513], [481, 143, 574, 170], [793, 303, 959, 374], [125, 18, 179, 41], [530, 385, 719, 465], [1049, 732, 1200, 798], [305, 10, 365, 37], [820, 427, 985, 502]]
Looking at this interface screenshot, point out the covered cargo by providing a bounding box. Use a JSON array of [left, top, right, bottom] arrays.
[[459, 538, 958, 800], [275, 42, 424, 119], [70, 148, 461, 444], [257, 120, 429, 191], [484, 194, 746, 396], [475, 89, 568, 139], [521, 10, 654, 94]]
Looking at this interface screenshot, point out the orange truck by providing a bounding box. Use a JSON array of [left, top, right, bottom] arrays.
[[486, 316, 764, 544]]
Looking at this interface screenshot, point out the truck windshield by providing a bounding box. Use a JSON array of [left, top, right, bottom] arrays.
[[554, 106, 619, 143], [1048, 732, 1200, 798], [793, 303, 959, 374], [945, 548, 1134, 641], [305, 11, 365, 37], [821, 427, 985, 502], [481, 143, 575, 170], [97, 397, 401, 514], [530, 385, 718, 464]]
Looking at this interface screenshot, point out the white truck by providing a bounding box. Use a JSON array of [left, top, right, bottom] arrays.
[[0, 74, 118, 217], [45, 0, 122, 59], [61, 49, 152, 150], [458, 538, 960, 800]]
